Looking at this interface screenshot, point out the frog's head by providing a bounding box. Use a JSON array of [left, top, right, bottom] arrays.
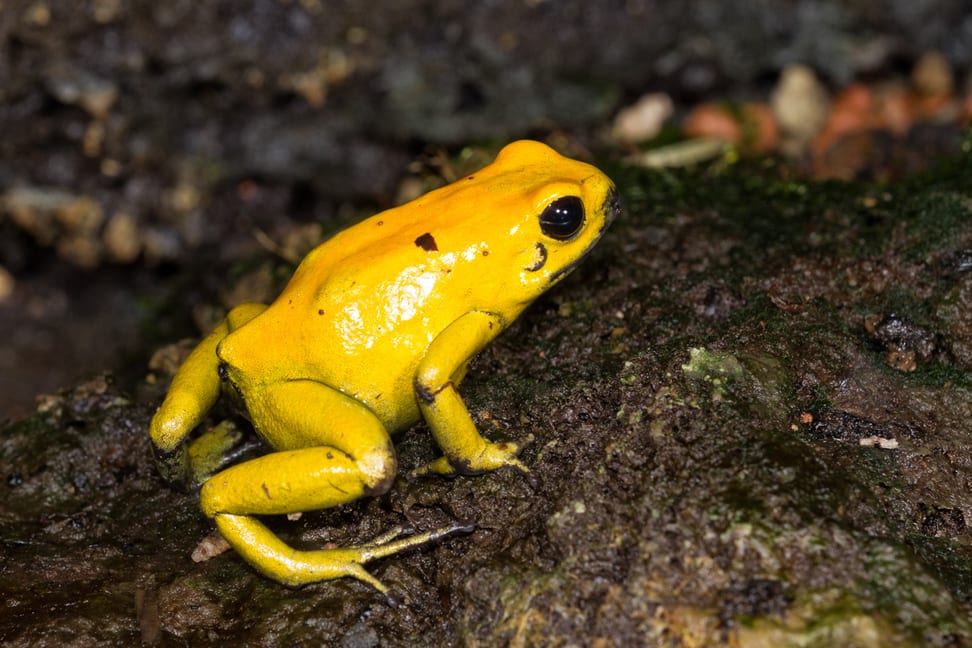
[[481, 140, 621, 306]]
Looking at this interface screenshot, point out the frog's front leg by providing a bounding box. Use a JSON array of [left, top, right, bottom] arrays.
[[411, 310, 531, 478], [149, 302, 267, 486], [199, 380, 468, 592]]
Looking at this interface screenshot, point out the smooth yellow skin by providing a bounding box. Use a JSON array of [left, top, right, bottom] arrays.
[[149, 140, 619, 593]]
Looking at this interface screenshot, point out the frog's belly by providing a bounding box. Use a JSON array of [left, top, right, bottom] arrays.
[[303, 312, 446, 433], [290, 336, 428, 435], [217, 300, 441, 435], [338, 361, 423, 435], [219, 344, 423, 439]]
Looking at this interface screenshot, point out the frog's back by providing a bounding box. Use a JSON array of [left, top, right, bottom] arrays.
[[228, 162, 540, 374], [216, 199, 494, 426], [214, 140, 616, 428]]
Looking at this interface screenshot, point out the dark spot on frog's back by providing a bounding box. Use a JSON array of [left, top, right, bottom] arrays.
[[415, 232, 438, 252]]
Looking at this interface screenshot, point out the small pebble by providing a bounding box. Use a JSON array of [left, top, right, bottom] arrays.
[[912, 51, 953, 97], [613, 93, 674, 143], [771, 65, 830, 153], [103, 212, 142, 263], [0, 266, 14, 303], [683, 102, 778, 152], [44, 61, 119, 119]]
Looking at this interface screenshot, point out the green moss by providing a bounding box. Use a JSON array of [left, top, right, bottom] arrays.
[[906, 535, 972, 604], [897, 190, 971, 263], [897, 361, 972, 389]]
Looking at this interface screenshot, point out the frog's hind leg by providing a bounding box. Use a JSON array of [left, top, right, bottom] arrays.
[[213, 515, 470, 593], [198, 381, 467, 592], [150, 302, 267, 485]]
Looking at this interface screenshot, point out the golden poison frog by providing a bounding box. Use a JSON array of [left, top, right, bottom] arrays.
[[150, 140, 620, 593]]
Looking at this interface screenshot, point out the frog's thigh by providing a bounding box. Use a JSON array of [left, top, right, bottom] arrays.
[[200, 381, 396, 517], [197, 382, 412, 589]]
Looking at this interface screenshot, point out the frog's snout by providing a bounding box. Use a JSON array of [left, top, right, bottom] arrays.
[[604, 187, 622, 226]]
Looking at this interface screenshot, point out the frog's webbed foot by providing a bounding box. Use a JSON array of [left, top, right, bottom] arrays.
[[214, 514, 473, 599], [197, 383, 475, 595], [153, 420, 262, 490], [186, 420, 264, 487], [352, 523, 475, 600], [153, 443, 193, 489], [408, 434, 534, 480]]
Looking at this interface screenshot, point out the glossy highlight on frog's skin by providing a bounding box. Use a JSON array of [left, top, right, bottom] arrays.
[[148, 140, 620, 595]]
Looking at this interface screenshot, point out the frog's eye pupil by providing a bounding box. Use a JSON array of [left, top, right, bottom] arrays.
[[539, 196, 585, 241]]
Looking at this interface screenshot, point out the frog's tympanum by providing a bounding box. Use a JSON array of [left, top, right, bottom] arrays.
[[150, 140, 619, 594]]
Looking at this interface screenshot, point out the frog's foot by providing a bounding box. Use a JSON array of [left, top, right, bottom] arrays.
[[214, 514, 473, 596], [186, 420, 263, 487], [409, 434, 534, 479]]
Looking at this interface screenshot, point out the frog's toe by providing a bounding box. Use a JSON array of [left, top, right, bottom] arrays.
[[407, 456, 458, 479], [187, 420, 261, 485], [410, 434, 535, 479], [153, 443, 192, 489], [189, 421, 237, 485], [475, 434, 534, 473], [384, 589, 404, 608], [347, 523, 474, 600], [496, 451, 539, 487], [344, 563, 391, 596], [215, 514, 472, 593], [357, 522, 474, 557]]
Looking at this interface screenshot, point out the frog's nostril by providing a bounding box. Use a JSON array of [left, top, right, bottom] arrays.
[[605, 188, 622, 225]]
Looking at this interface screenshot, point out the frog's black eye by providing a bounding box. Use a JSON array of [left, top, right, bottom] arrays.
[[539, 196, 585, 241]]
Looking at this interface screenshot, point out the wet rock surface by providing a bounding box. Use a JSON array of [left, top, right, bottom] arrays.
[[2, 2, 972, 645], [3, 152, 972, 645]]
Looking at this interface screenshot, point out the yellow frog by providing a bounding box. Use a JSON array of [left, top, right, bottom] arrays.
[[150, 140, 619, 594]]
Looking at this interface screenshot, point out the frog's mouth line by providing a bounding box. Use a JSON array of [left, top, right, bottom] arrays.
[[546, 187, 621, 285]]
